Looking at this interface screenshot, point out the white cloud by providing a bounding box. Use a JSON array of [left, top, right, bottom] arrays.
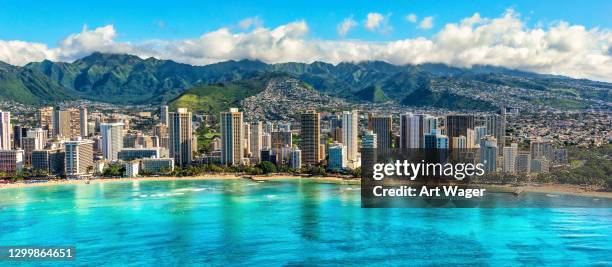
[[419, 16, 434, 29], [337, 17, 357, 37], [406, 14, 417, 23], [238, 16, 263, 30], [0, 10, 611, 82], [365, 13, 384, 30]]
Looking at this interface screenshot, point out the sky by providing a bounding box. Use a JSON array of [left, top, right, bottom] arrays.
[[0, 0, 611, 81]]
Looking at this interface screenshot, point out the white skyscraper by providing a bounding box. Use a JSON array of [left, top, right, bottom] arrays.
[[503, 143, 518, 173], [100, 122, 124, 161], [400, 113, 420, 148], [342, 110, 358, 164], [79, 106, 88, 137], [64, 138, 94, 178], [0, 111, 11, 150]]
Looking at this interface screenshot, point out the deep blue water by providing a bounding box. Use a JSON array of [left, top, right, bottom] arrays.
[[0, 179, 611, 266]]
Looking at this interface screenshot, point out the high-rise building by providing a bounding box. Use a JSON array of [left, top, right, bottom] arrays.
[[290, 147, 302, 170], [530, 158, 550, 173], [0, 150, 24, 173], [243, 123, 251, 157], [220, 108, 243, 165], [400, 113, 420, 149], [262, 133, 272, 149], [22, 129, 46, 164], [424, 130, 449, 149], [361, 130, 378, 177], [250, 121, 263, 162], [0, 111, 11, 150], [446, 115, 474, 149], [64, 138, 94, 178], [530, 139, 554, 162], [169, 108, 193, 167], [271, 131, 292, 155], [79, 106, 88, 137], [362, 130, 377, 149], [503, 143, 518, 173], [328, 142, 347, 171], [36, 107, 54, 134], [300, 109, 321, 165], [12, 125, 28, 149], [516, 152, 532, 174], [485, 112, 506, 154], [423, 115, 438, 135], [153, 124, 169, 149], [160, 105, 169, 126], [100, 122, 124, 161], [32, 148, 64, 175], [342, 111, 359, 164], [474, 126, 487, 147], [368, 115, 392, 151], [53, 108, 81, 138], [479, 135, 498, 173]]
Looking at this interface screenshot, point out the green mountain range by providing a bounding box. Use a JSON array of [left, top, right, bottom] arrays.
[[0, 52, 609, 111]]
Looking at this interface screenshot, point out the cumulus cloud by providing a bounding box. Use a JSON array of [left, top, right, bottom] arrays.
[[419, 16, 434, 29], [238, 16, 263, 30], [0, 10, 611, 82], [365, 13, 384, 30], [406, 14, 417, 23], [337, 17, 357, 37]]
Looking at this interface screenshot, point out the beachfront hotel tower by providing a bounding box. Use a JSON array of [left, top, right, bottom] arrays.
[[64, 138, 94, 178], [0, 111, 10, 150], [169, 108, 193, 167], [100, 122, 124, 161], [299, 109, 321, 165], [342, 110, 359, 166], [220, 108, 244, 166]]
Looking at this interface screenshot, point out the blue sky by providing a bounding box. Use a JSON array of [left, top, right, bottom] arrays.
[[1, 0, 610, 44], [0, 0, 611, 81]]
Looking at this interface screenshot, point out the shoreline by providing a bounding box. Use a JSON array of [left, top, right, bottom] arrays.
[[0, 174, 359, 189], [1, 175, 609, 198]]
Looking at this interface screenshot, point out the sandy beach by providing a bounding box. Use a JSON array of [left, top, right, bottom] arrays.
[[487, 184, 612, 199], [0, 173, 359, 189], [0, 175, 608, 198]]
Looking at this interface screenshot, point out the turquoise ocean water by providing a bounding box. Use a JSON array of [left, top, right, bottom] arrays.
[[0, 179, 611, 266]]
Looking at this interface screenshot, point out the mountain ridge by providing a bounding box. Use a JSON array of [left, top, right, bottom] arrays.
[[0, 52, 609, 111]]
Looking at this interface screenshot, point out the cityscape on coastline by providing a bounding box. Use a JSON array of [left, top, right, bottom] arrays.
[[0, 101, 608, 185]]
